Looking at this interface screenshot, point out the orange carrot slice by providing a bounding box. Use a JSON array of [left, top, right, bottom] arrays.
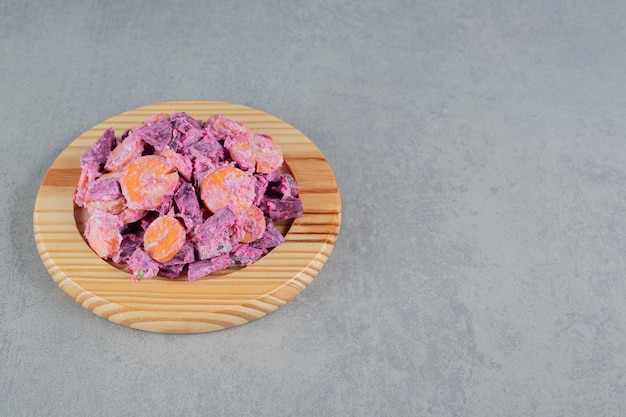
[[228, 134, 255, 171], [120, 155, 179, 210], [84, 211, 123, 259], [117, 208, 148, 225], [234, 205, 266, 243], [143, 215, 186, 262], [105, 133, 144, 172], [199, 166, 255, 215], [251, 135, 283, 173], [85, 196, 125, 215], [229, 134, 283, 174], [207, 114, 251, 140]]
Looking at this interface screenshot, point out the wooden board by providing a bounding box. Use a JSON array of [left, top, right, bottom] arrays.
[[33, 100, 341, 334]]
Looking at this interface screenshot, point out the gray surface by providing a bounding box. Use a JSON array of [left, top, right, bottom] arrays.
[[2, 0, 626, 416]]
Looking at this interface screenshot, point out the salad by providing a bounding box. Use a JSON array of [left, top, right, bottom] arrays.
[[74, 112, 303, 281]]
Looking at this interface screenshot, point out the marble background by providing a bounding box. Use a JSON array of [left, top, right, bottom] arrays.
[[2, 0, 626, 415]]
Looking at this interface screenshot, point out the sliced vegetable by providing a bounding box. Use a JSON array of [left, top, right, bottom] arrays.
[[120, 155, 179, 211], [75, 112, 303, 281], [143, 215, 186, 263]]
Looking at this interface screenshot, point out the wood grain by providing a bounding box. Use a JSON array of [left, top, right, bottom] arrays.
[[33, 101, 341, 333]]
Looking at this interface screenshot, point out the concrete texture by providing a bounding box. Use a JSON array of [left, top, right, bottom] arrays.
[[2, 0, 626, 415]]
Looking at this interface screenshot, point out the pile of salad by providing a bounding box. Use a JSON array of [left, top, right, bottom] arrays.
[[74, 112, 303, 281]]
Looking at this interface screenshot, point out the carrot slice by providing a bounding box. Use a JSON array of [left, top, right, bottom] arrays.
[[228, 134, 255, 171], [199, 166, 255, 215], [84, 211, 123, 259], [117, 208, 148, 225], [206, 114, 252, 141], [120, 155, 179, 210], [251, 135, 283, 173], [105, 133, 144, 172], [234, 205, 266, 243], [143, 215, 186, 262], [229, 134, 283, 174]]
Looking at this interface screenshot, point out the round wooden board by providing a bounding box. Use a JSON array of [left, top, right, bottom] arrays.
[[33, 100, 341, 334]]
